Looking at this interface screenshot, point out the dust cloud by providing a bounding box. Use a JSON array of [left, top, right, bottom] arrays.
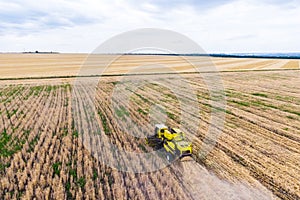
[[175, 160, 275, 200]]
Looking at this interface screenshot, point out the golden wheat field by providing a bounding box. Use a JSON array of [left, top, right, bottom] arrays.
[[0, 54, 299, 199], [0, 54, 299, 79]]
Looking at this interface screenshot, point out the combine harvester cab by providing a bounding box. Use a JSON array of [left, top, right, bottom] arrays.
[[146, 124, 193, 162]]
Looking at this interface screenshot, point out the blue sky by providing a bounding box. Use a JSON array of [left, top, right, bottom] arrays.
[[0, 0, 299, 53]]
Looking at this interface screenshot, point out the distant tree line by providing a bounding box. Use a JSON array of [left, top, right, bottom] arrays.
[[23, 51, 60, 54]]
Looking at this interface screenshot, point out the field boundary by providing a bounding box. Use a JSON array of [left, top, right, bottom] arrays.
[[0, 68, 299, 81]]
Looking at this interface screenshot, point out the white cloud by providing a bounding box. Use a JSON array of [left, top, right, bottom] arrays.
[[0, 0, 299, 53]]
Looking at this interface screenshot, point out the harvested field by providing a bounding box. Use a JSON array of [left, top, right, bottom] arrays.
[[0, 54, 300, 199], [0, 54, 299, 79], [0, 64, 299, 199]]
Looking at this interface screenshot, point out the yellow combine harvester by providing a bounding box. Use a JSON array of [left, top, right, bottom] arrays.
[[146, 124, 192, 161]]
